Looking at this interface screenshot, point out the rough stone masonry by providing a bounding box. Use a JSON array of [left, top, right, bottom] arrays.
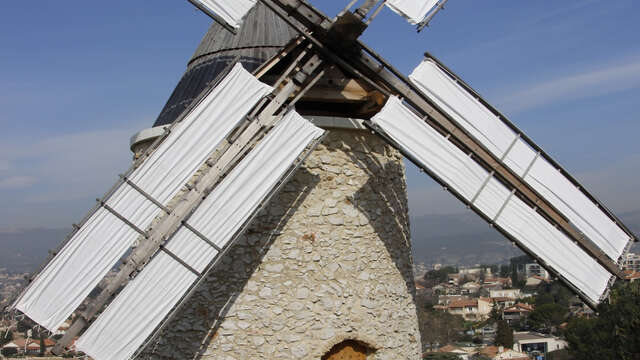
[[136, 128, 422, 359]]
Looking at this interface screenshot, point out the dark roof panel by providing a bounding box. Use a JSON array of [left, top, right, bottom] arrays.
[[153, 3, 297, 127]]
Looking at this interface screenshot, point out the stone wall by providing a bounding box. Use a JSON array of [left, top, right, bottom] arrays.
[[139, 129, 422, 360]]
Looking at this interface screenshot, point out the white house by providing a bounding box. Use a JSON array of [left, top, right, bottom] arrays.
[[514, 332, 567, 355], [448, 298, 492, 321], [461, 281, 481, 294], [490, 289, 521, 299]]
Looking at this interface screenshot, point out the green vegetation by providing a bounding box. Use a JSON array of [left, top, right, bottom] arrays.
[[0, 329, 12, 346], [494, 320, 513, 348], [564, 281, 640, 360], [1, 347, 18, 357], [534, 282, 573, 308], [418, 305, 465, 350], [547, 349, 571, 360], [516, 281, 573, 332], [423, 353, 462, 360], [529, 303, 566, 328], [423, 266, 457, 287], [499, 264, 511, 278], [509, 255, 532, 288]]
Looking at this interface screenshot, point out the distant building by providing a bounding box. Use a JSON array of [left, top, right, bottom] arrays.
[[490, 289, 521, 299], [461, 281, 481, 294], [524, 263, 549, 279], [622, 253, 640, 272], [477, 345, 529, 360], [493, 348, 529, 360], [484, 277, 512, 288], [459, 267, 483, 276], [438, 295, 470, 306], [525, 275, 551, 287], [448, 298, 492, 321], [513, 332, 567, 357], [503, 303, 535, 324], [623, 270, 640, 283], [492, 297, 517, 308], [433, 283, 458, 295], [448, 273, 461, 285]]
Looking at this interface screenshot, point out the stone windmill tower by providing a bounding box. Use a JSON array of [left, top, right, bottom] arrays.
[[130, 4, 421, 359]]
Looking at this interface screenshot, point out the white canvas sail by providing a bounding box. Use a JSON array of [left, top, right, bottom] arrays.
[[409, 58, 632, 262], [386, 0, 439, 25], [191, 0, 257, 29], [76, 111, 324, 360], [13, 63, 273, 331], [371, 96, 612, 304]]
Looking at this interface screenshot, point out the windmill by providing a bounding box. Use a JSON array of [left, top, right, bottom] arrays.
[[7, 1, 637, 359]]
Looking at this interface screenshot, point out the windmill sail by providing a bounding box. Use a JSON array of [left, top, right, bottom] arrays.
[[189, 0, 257, 30], [371, 96, 613, 304], [75, 111, 324, 360], [385, 0, 439, 25], [408, 58, 634, 262], [11, 63, 273, 332]]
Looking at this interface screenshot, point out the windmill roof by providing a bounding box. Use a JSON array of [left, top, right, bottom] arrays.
[[152, 3, 297, 127]]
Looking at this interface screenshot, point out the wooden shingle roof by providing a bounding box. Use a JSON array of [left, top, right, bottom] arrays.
[[153, 3, 297, 127]]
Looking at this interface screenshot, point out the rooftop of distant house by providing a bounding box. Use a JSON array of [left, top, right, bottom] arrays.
[[504, 303, 535, 312], [514, 331, 558, 341], [449, 299, 478, 308]]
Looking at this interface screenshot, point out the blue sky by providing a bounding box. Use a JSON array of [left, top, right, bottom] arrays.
[[0, 0, 638, 229]]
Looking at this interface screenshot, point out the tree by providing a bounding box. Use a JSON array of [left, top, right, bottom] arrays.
[[489, 303, 502, 321], [499, 264, 511, 278], [565, 281, 640, 360], [1, 347, 18, 357], [534, 282, 573, 308], [423, 353, 461, 360], [17, 319, 31, 333], [39, 335, 46, 356], [424, 266, 457, 286], [495, 320, 513, 348], [0, 329, 13, 346], [418, 309, 465, 350], [510, 266, 522, 289], [529, 303, 566, 329]]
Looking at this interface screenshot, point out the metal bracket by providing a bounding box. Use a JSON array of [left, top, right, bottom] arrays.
[[119, 174, 171, 214], [97, 199, 148, 238], [159, 246, 201, 276], [417, 0, 449, 32]]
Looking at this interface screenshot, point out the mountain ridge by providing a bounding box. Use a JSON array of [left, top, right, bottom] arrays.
[[0, 209, 638, 272]]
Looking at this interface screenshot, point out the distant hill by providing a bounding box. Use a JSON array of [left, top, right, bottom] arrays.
[[410, 209, 640, 266], [620, 209, 640, 234], [410, 212, 523, 266], [0, 208, 638, 273], [0, 228, 68, 273]]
